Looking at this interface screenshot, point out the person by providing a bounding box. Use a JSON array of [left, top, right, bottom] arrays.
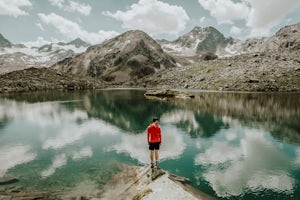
[[147, 117, 162, 169]]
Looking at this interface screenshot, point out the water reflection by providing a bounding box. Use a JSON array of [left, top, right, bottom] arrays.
[[195, 127, 294, 197], [108, 125, 186, 164], [41, 154, 67, 178], [0, 144, 36, 177], [0, 90, 299, 199]]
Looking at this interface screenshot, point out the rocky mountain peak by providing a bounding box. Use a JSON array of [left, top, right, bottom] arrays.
[[160, 26, 230, 57], [67, 38, 90, 48], [0, 33, 13, 48], [53, 30, 176, 82]]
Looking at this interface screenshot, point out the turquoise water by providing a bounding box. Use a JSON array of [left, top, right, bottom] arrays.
[[0, 90, 300, 199]]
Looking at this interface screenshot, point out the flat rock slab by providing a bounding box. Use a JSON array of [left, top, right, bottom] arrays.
[[144, 89, 195, 100]]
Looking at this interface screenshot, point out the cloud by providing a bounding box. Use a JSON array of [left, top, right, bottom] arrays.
[[198, 0, 250, 24], [103, 0, 189, 36], [230, 26, 242, 35], [198, 0, 300, 37], [38, 13, 119, 44], [0, 0, 32, 17], [48, 0, 91, 16], [245, 0, 300, 37], [199, 17, 206, 24]]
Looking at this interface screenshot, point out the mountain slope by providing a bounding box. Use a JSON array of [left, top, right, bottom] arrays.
[[0, 38, 90, 74], [0, 33, 12, 48], [160, 26, 231, 57], [53, 30, 177, 82]]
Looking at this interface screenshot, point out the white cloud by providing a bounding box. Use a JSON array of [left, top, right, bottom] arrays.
[[22, 37, 52, 47], [36, 22, 45, 31], [245, 0, 300, 37], [103, 0, 189, 36], [198, 0, 300, 37], [199, 17, 206, 24], [38, 13, 119, 44], [0, 0, 32, 17], [48, 0, 91, 16], [198, 0, 250, 24], [230, 26, 242, 35]]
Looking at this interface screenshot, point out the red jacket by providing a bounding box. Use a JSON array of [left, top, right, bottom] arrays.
[[147, 123, 162, 143]]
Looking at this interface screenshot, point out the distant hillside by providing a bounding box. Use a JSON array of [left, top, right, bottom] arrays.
[[53, 30, 177, 82], [0, 37, 90, 74]]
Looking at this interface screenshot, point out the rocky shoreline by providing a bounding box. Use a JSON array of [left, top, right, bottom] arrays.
[[0, 67, 107, 93], [0, 165, 212, 200]]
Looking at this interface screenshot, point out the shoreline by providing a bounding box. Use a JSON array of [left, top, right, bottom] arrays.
[[0, 165, 213, 200]]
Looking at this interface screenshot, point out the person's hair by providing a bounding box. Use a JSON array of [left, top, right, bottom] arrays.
[[153, 117, 159, 122]]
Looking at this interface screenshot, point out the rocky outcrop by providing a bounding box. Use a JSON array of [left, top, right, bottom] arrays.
[[0, 33, 12, 48], [144, 90, 195, 99], [53, 30, 177, 82], [99, 165, 208, 200]]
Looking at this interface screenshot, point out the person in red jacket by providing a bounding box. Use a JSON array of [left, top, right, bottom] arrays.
[[147, 117, 162, 169]]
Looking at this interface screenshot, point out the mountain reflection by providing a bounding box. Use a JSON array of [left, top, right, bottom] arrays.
[[1, 90, 299, 143], [0, 90, 300, 199]]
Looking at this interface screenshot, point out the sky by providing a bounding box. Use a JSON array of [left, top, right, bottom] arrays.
[[0, 0, 300, 46]]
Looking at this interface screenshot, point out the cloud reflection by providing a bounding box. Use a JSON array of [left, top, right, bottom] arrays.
[[0, 144, 36, 177], [195, 128, 294, 197], [41, 154, 67, 178], [43, 119, 119, 149], [72, 146, 93, 160], [108, 126, 186, 164], [0, 99, 88, 127], [160, 110, 199, 130]]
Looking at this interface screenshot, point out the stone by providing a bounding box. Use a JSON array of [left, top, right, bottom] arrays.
[[144, 89, 195, 99], [0, 177, 19, 185]]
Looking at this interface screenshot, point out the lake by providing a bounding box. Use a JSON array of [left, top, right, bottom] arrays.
[[0, 89, 300, 199]]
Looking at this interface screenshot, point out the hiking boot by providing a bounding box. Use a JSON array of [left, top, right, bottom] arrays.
[[151, 162, 155, 169]]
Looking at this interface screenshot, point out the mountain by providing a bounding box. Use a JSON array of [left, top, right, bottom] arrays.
[[239, 23, 300, 53], [53, 30, 177, 82], [0, 33, 12, 48], [160, 26, 232, 57], [58, 38, 90, 48], [0, 37, 90, 74]]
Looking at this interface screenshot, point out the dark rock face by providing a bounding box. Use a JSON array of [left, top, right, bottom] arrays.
[[53, 30, 177, 82], [168, 26, 230, 54], [0, 33, 12, 48]]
